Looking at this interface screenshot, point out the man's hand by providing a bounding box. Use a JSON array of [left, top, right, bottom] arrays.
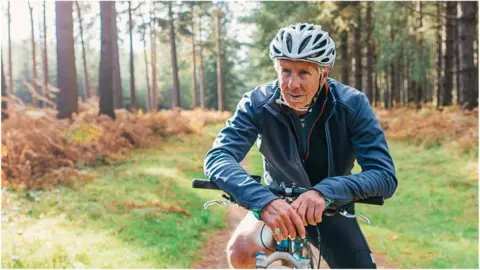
[[291, 190, 327, 226], [260, 199, 306, 242]]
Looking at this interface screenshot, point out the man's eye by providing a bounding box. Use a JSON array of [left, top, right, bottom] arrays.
[[282, 69, 291, 73], [300, 71, 311, 75]]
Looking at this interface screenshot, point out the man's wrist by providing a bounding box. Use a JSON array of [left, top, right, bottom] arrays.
[[311, 189, 333, 208]]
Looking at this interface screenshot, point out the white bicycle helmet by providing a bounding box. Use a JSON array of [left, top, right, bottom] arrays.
[[269, 23, 336, 68]]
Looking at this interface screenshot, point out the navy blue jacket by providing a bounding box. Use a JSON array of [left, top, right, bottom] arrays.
[[204, 78, 398, 210]]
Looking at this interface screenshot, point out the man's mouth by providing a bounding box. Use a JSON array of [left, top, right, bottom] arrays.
[[287, 93, 305, 101]]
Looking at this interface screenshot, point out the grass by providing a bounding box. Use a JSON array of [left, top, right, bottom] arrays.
[[1, 124, 227, 268], [246, 134, 478, 268], [2, 123, 478, 268]]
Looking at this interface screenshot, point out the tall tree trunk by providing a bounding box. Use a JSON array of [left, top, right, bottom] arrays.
[[98, 1, 115, 119], [128, 1, 136, 112], [75, 1, 90, 101], [454, 3, 460, 105], [384, 72, 390, 109], [28, 0, 38, 107], [414, 0, 423, 109], [111, 3, 123, 109], [436, 1, 443, 108], [168, 2, 181, 109], [442, 1, 455, 106], [56, 1, 79, 119], [390, 27, 397, 108], [215, 8, 224, 111], [365, 2, 373, 103], [373, 41, 378, 107], [458, 1, 478, 110], [191, 8, 198, 109], [353, 2, 362, 91], [198, 15, 206, 109], [42, 0, 49, 104], [7, 1, 13, 97], [2, 54, 8, 120], [150, 4, 158, 111], [341, 31, 349, 85]]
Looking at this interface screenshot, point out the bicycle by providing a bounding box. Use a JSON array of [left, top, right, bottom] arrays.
[[192, 175, 384, 269]]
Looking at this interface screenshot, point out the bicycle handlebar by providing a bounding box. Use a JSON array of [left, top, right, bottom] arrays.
[[192, 176, 384, 206]]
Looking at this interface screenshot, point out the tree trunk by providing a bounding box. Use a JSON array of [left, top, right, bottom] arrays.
[[169, 2, 181, 109], [191, 7, 198, 109], [390, 26, 397, 108], [458, 1, 478, 110], [75, 1, 90, 101], [454, 3, 460, 105], [128, 1, 136, 112], [111, 3, 123, 109], [56, 1, 79, 119], [384, 72, 390, 109], [414, 0, 423, 109], [215, 8, 224, 111], [353, 2, 362, 91], [341, 31, 349, 85], [436, 1, 443, 108], [42, 0, 49, 104], [2, 54, 8, 120], [199, 15, 206, 109], [7, 1, 13, 97], [442, 1, 455, 106], [373, 41, 378, 107], [98, 1, 116, 119], [28, 0, 38, 107], [150, 4, 158, 111], [365, 1, 373, 103]]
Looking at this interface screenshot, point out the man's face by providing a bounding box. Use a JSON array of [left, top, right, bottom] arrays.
[[277, 59, 323, 110]]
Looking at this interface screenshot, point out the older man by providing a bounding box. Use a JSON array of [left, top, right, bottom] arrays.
[[204, 23, 397, 269]]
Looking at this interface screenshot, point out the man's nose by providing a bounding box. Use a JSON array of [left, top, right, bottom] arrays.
[[288, 74, 300, 89]]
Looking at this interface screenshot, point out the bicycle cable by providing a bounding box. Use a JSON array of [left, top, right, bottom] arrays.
[[260, 224, 276, 253]]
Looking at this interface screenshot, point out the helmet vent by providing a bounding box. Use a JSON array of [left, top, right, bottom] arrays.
[[300, 24, 306, 31], [286, 33, 293, 53], [298, 36, 312, 54], [313, 34, 323, 44]]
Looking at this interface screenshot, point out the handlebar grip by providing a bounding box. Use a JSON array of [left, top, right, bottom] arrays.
[[356, 196, 384, 206], [192, 179, 220, 190]]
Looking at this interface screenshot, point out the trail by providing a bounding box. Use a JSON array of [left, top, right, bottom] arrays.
[[193, 158, 396, 269]]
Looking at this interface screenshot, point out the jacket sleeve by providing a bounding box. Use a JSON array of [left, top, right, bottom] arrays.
[[204, 93, 279, 210], [312, 93, 398, 204]]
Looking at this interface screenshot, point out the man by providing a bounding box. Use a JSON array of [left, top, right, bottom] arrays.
[[204, 23, 397, 269]]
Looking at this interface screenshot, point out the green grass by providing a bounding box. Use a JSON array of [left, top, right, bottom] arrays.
[[1, 124, 227, 268], [246, 138, 478, 268], [354, 141, 478, 268], [2, 124, 478, 268]]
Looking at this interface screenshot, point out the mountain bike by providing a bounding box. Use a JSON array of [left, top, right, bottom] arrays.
[[192, 175, 383, 269]]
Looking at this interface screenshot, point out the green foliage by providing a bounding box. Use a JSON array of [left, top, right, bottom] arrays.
[[1, 124, 227, 268], [64, 123, 103, 145]]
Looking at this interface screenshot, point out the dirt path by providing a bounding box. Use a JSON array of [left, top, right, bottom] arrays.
[[192, 159, 395, 269]]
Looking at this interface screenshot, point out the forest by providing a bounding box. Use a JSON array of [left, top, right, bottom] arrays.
[[1, 1, 478, 269]]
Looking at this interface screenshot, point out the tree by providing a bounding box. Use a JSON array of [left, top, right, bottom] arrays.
[[41, 0, 49, 104], [28, 0, 39, 106], [458, 1, 478, 110], [75, 1, 90, 100], [139, 11, 152, 110], [365, 2, 373, 103], [435, 1, 443, 108], [168, 2, 181, 108], [214, 8, 224, 111], [98, 1, 116, 119], [190, 5, 198, 108], [198, 12, 206, 109], [442, 1, 455, 107], [2, 53, 8, 120], [7, 1, 13, 97], [56, 1, 79, 119], [128, 1, 136, 112], [353, 2, 362, 91], [150, 3, 158, 111], [111, 2, 123, 109]]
